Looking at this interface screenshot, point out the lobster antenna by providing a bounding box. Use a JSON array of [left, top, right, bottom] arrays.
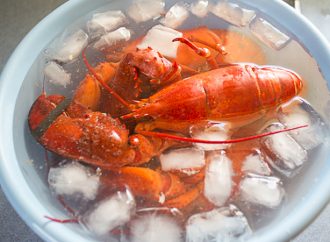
[[138, 124, 308, 144], [44, 216, 78, 224], [81, 48, 131, 109]]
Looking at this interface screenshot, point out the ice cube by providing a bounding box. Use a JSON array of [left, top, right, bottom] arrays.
[[160, 147, 205, 172], [94, 27, 131, 50], [250, 17, 290, 50], [160, 2, 189, 29], [44, 61, 71, 88], [190, 0, 209, 18], [48, 161, 99, 200], [204, 151, 233, 206], [189, 122, 232, 151], [261, 123, 308, 177], [83, 190, 135, 236], [239, 174, 284, 208], [51, 29, 88, 63], [241, 150, 272, 176], [186, 205, 251, 242], [137, 25, 183, 58], [211, 2, 255, 27], [127, 0, 165, 23], [87, 10, 127, 39], [130, 214, 183, 242], [278, 98, 326, 150]]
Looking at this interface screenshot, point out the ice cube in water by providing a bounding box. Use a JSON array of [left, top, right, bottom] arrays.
[[190, 0, 209, 18], [48, 161, 99, 201], [204, 151, 233, 206], [261, 123, 308, 177], [83, 189, 135, 236], [190, 122, 232, 151], [186, 205, 251, 242], [160, 2, 189, 29], [93, 27, 131, 50], [127, 0, 165, 23], [44, 61, 71, 88], [130, 214, 183, 242], [211, 1, 255, 27], [50, 29, 88, 63], [278, 97, 326, 150], [239, 173, 284, 208], [241, 150, 272, 176], [137, 25, 183, 58], [250, 17, 290, 50], [160, 147, 205, 172], [87, 10, 127, 39]]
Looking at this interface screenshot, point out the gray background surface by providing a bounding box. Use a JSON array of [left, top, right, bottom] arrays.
[[0, 0, 329, 241]]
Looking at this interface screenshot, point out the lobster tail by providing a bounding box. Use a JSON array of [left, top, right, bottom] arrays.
[[254, 65, 303, 107]]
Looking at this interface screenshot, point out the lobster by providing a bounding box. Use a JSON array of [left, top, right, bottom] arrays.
[[28, 27, 306, 218]]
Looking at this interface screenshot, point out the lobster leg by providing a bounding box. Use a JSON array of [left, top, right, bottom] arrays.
[[101, 167, 186, 202], [73, 62, 117, 110]]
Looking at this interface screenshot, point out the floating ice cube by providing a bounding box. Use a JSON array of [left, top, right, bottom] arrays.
[[250, 17, 290, 50], [137, 25, 183, 58], [190, 0, 209, 18], [127, 0, 165, 23], [278, 98, 326, 150], [83, 190, 135, 236], [160, 147, 205, 172], [130, 214, 183, 242], [261, 123, 308, 177], [51, 29, 88, 63], [211, 2, 255, 27], [48, 161, 99, 200], [137, 207, 182, 217], [241, 150, 272, 176], [190, 122, 232, 151], [239, 174, 284, 208], [160, 2, 189, 29], [186, 205, 251, 242], [44, 61, 71, 88], [94, 27, 131, 50], [87, 10, 127, 39], [204, 151, 233, 206]]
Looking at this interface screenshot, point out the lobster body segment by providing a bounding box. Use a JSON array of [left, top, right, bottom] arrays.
[[127, 64, 303, 122]]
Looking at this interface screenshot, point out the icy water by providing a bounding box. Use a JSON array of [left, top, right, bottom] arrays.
[[20, 0, 330, 241]]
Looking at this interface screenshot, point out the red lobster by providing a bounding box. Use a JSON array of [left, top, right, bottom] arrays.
[[28, 29, 306, 215]]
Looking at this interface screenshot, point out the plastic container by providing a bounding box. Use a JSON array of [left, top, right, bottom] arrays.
[[0, 0, 330, 241]]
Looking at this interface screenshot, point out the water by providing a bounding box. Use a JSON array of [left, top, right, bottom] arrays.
[[22, 0, 330, 241]]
